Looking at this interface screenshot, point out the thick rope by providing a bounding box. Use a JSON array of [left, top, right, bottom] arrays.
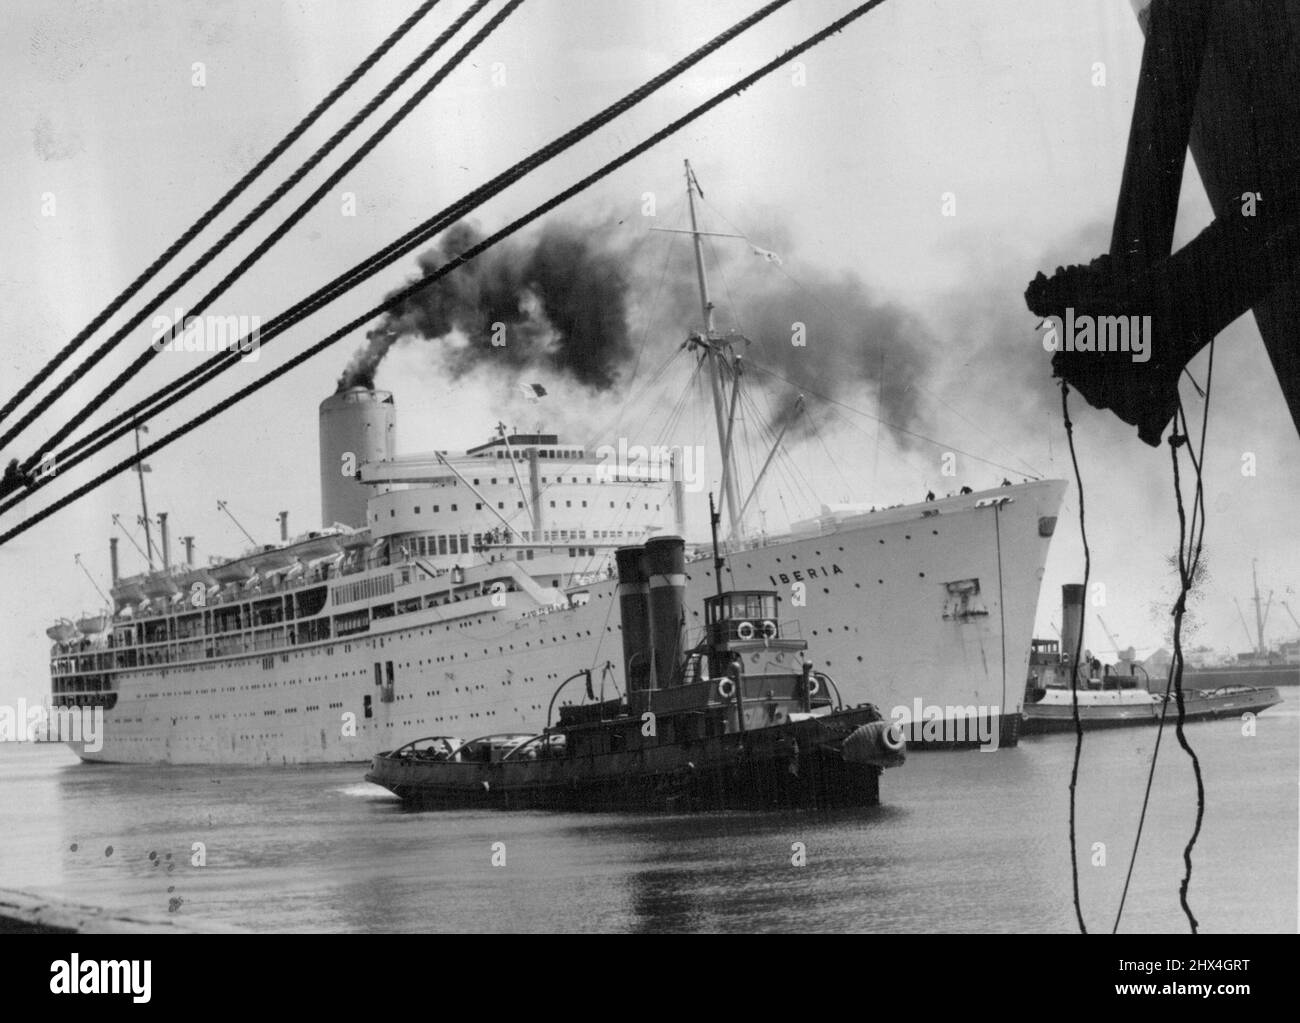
[[1, 0, 503, 463], [0, 0, 895, 548], [1168, 403, 1207, 934], [1060, 382, 1090, 935], [1113, 342, 1213, 934], [5, 0, 799, 516], [0, 0, 444, 430]]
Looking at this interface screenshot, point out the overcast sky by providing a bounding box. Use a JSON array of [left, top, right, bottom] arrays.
[[2, 0, 1297, 708]]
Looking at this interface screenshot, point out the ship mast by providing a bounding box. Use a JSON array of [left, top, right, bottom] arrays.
[[1250, 558, 1273, 656], [684, 161, 742, 541], [132, 421, 156, 571]]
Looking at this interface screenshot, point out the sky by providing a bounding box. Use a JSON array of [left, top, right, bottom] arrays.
[[1, 0, 1298, 709]]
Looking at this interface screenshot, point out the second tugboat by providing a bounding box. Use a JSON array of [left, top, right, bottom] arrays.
[[366, 504, 905, 810]]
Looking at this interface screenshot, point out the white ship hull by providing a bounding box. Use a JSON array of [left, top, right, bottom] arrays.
[[70, 480, 1065, 764]]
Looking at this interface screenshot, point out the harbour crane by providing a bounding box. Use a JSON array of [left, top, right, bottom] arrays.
[[1234, 598, 1257, 653], [1096, 615, 1123, 658]]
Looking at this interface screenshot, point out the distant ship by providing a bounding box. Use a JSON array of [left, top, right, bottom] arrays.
[[1022, 585, 1283, 733], [1180, 562, 1300, 688], [48, 168, 1066, 764]]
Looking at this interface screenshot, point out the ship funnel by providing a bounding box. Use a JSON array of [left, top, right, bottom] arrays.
[[109, 537, 120, 585], [278, 510, 289, 543], [645, 535, 687, 689], [318, 386, 396, 529], [181, 536, 195, 568], [158, 512, 171, 571], [1061, 584, 1086, 680], [615, 546, 653, 693]]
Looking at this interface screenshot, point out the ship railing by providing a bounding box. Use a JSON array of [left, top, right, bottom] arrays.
[[811, 671, 845, 711]]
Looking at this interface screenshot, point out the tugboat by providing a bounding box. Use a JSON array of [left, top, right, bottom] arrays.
[[1021, 653, 1282, 735], [366, 506, 905, 811], [1022, 586, 1284, 735]]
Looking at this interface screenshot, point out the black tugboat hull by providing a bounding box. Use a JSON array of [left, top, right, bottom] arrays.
[[366, 708, 895, 812]]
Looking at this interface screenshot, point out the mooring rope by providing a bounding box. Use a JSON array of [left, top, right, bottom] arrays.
[[1060, 381, 1090, 935]]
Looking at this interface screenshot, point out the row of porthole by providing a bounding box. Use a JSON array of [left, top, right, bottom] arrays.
[[703, 571, 929, 588], [738, 533, 939, 572]]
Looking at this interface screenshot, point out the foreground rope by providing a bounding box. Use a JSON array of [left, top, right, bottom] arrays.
[[3, 0, 505, 466], [2, 0, 801, 519], [0, 0, 445, 432], [0, 0, 894, 547], [1060, 382, 1090, 935]]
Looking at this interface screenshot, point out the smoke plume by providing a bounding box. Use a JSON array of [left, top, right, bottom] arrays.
[[337, 221, 634, 393], [338, 216, 935, 446]]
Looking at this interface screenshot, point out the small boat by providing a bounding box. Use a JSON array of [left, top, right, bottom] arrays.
[[290, 530, 345, 561], [142, 571, 180, 599], [366, 533, 905, 811], [76, 612, 109, 635], [1022, 678, 1282, 734], [210, 557, 258, 584], [45, 619, 78, 643], [1023, 587, 1284, 734], [177, 566, 216, 592]]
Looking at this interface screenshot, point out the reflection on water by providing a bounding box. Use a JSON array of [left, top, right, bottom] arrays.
[[1, 693, 1295, 933]]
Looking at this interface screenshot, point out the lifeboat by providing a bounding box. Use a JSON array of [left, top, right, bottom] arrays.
[[291, 530, 345, 560], [177, 566, 215, 592], [340, 530, 373, 552], [77, 612, 110, 634], [46, 619, 78, 643], [142, 571, 180, 599], [210, 558, 256, 584], [111, 576, 147, 604], [250, 545, 295, 572]]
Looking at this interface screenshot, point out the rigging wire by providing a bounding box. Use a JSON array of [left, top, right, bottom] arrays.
[[0, 0, 447, 431], [695, 196, 904, 509], [579, 344, 696, 460], [0, 0, 502, 463], [816, 396, 927, 492], [54, 1, 792, 463], [626, 206, 684, 386], [0, 0, 899, 549], [3, 0, 802, 517], [696, 193, 1046, 480], [740, 385, 814, 526], [740, 359, 1032, 480], [1113, 343, 1214, 934], [806, 403, 859, 502]]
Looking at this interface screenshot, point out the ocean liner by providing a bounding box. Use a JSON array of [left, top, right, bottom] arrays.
[[49, 168, 1067, 764]]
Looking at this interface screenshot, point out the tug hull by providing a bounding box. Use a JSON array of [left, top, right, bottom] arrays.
[[1021, 686, 1281, 735], [367, 705, 896, 812]]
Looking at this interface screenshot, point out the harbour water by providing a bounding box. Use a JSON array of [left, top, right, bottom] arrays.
[[2, 692, 1295, 933]]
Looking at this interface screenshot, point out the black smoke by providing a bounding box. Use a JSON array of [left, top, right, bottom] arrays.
[[337, 221, 634, 392], [339, 216, 937, 449]]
